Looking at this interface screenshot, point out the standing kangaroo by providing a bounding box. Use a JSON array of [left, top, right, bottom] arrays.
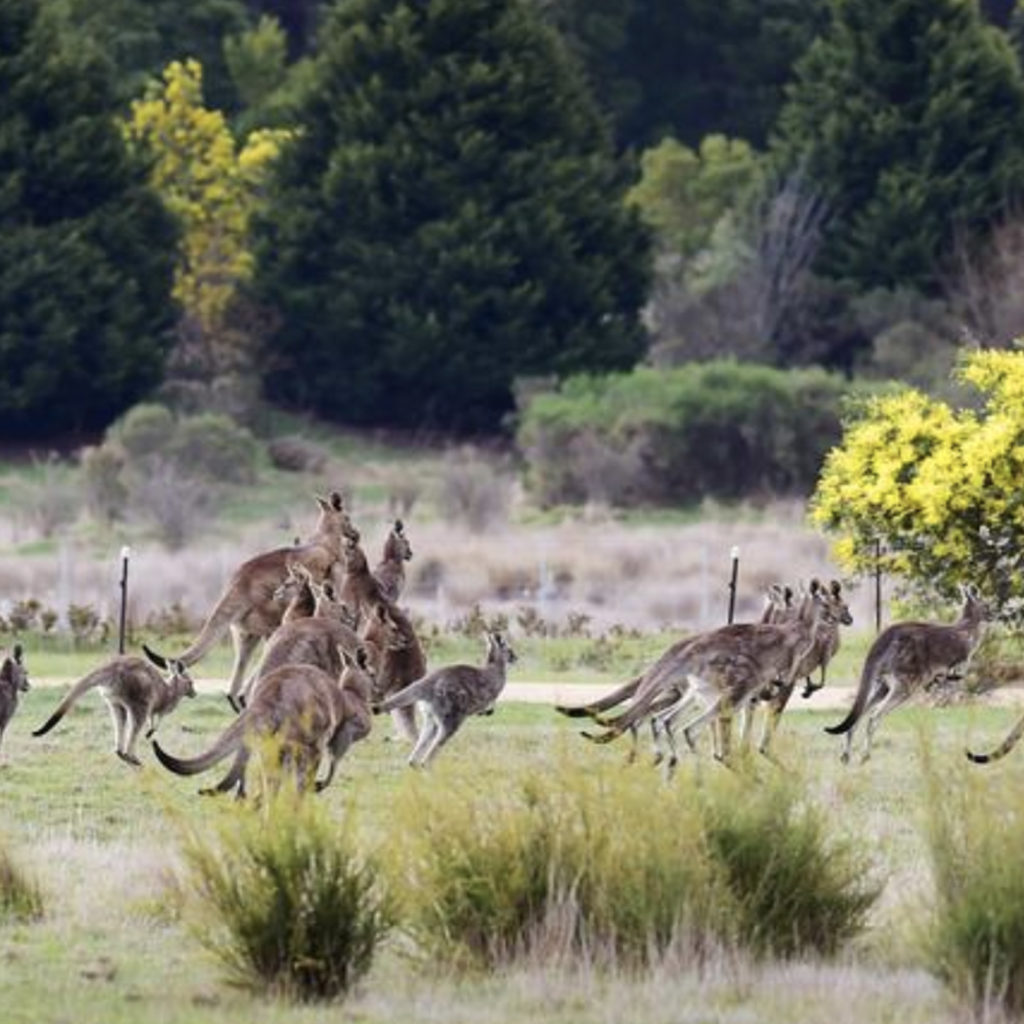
[[239, 576, 362, 707], [336, 529, 389, 627], [373, 519, 413, 603], [360, 600, 427, 743], [33, 652, 195, 766], [826, 585, 990, 764], [0, 645, 29, 757], [144, 491, 354, 711], [373, 631, 516, 767], [152, 657, 372, 797]]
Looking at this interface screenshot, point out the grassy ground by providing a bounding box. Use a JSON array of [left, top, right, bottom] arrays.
[[3, 679, 1024, 1023]]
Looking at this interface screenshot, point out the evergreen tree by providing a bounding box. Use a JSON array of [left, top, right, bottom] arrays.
[[0, 0, 177, 436], [255, 0, 651, 434], [775, 0, 1024, 292]]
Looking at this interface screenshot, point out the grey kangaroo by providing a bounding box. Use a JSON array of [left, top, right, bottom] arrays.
[[33, 652, 195, 766], [373, 631, 516, 767], [373, 519, 413, 603], [0, 645, 29, 757], [826, 584, 990, 763]]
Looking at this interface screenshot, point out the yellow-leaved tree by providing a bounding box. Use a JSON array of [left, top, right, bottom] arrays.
[[812, 349, 1024, 619], [123, 59, 291, 414]]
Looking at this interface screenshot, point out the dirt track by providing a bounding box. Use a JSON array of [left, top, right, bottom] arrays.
[[29, 677, 1024, 711]]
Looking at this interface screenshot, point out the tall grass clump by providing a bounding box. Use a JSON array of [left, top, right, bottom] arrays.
[[181, 791, 394, 1002], [699, 770, 880, 959], [921, 744, 1024, 1018], [388, 757, 727, 970], [0, 842, 43, 922]]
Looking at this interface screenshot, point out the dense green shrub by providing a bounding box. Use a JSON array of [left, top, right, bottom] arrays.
[[112, 404, 177, 461], [517, 361, 859, 507], [921, 748, 1024, 1017], [167, 413, 258, 485], [182, 792, 394, 1002], [701, 772, 879, 959]]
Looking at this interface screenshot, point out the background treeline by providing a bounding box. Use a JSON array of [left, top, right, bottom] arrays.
[[4, 0, 1024, 506]]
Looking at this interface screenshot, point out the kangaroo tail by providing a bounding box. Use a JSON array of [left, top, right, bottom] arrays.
[[824, 642, 884, 735], [152, 716, 248, 776], [373, 676, 430, 715], [555, 675, 642, 720], [144, 589, 250, 669], [32, 664, 113, 736], [966, 711, 1024, 764]]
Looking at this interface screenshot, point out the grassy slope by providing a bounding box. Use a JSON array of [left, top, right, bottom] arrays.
[[2, 683, 1022, 1023]]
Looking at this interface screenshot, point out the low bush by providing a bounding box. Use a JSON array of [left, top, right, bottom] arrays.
[[182, 791, 394, 1002], [0, 843, 43, 923], [517, 361, 859, 508], [167, 412, 259, 485], [389, 760, 722, 970], [921, 747, 1024, 1018], [266, 435, 329, 473], [436, 449, 511, 533], [700, 771, 880, 959]]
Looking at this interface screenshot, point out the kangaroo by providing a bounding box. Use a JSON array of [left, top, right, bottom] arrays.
[[0, 645, 29, 756], [239, 577, 362, 707], [144, 491, 355, 712], [360, 600, 427, 743], [753, 580, 853, 756], [967, 713, 1024, 765], [373, 519, 413, 603], [826, 584, 990, 764], [336, 529, 389, 627], [586, 580, 836, 769], [33, 652, 195, 766], [271, 563, 317, 624], [373, 631, 516, 767], [152, 655, 372, 797]]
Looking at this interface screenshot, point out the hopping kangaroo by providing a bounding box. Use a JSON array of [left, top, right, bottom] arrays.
[[826, 585, 990, 764], [586, 580, 838, 768], [754, 580, 853, 756], [144, 492, 354, 711], [152, 657, 373, 797], [0, 645, 29, 756], [373, 519, 413, 603], [373, 631, 516, 767], [33, 653, 195, 766]]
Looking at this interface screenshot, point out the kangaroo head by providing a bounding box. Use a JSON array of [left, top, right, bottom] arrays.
[[1, 644, 29, 693], [824, 579, 854, 626], [486, 631, 517, 665], [274, 563, 313, 603], [168, 658, 196, 698], [386, 520, 413, 562], [315, 490, 358, 541], [376, 602, 414, 651], [959, 583, 994, 623]]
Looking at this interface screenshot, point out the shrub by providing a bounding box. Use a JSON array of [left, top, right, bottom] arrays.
[[390, 760, 726, 970], [436, 449, 511, 533], [0, 843, 43, 923], [267, 435, 328, 474], [79, 443, 128, 522], [182, 791, 394, 1002], [168, 413, 259, 485], [921, 747, 1024, 1017], [112, 403, 176, 460], [700, 772, 880, 959], [517, 361, 858, 508], [128, 458, 212, 550]]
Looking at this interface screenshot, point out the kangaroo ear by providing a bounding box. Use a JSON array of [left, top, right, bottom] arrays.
[[783, 585, 795, 605], [394, 519, 404, 534], [830, 579, 842, 597], [809, 578, 822, 595], [12, 643, 23, 664], [356, 645, 370, 670], [172, 658, 187, 676], [142, 643, 168, 670], [329, 491, 345, 511]]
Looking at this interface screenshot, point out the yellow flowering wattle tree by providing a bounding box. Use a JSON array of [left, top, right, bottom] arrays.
[[123, 59, 291, 409], [812, 349, 1024, 619]]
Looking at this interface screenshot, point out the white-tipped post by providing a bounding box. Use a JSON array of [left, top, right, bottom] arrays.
[[118, 546, 131, 654], [727, 546, 740, 624]]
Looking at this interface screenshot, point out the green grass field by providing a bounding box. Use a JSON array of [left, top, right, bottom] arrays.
[[3, 674, 1024, 1024]]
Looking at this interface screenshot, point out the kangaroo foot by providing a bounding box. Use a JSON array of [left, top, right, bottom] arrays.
[[226, 694, 241, 714], [801, 680, 824, 699], [117, 750, 142, 767]]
